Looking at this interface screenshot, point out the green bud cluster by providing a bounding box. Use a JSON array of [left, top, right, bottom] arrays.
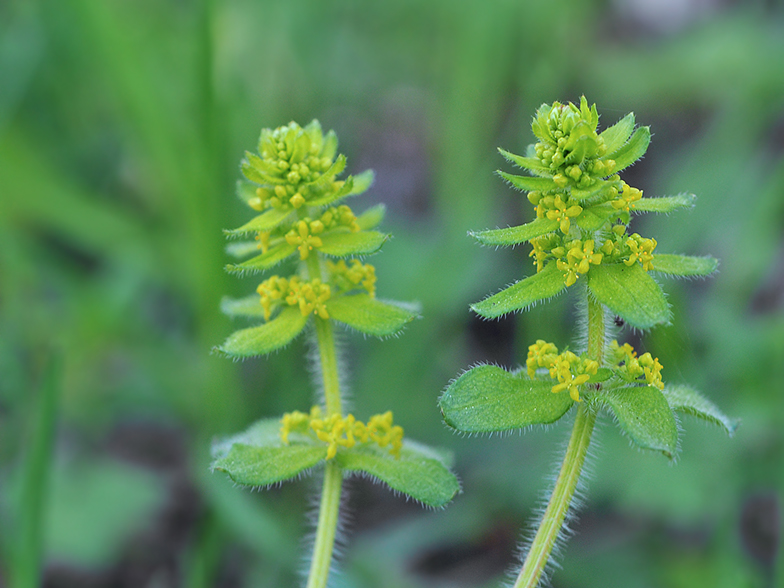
[[531, 97, 615, 189]]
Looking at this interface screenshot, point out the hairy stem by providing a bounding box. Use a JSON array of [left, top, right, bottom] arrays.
[[513, 295, 604, 588], [305, 253, 344, 588], [306, 461, 343, 588]]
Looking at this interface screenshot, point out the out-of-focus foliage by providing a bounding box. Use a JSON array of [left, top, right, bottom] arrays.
[[0, 0, 782, 586]]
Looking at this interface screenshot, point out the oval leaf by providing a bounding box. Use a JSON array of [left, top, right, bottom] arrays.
[[607, 126, 651, 174], [632, 193, 695, 214], [318, 230, 388, 257], [216, 306, 309, 357], [225, 208, 293, 237], [575, 204, 616, 231], [440, 364, 574, 433], [225, 242, 297, 274], [471, 262, 566, 319], [335, 442, 459, 507], [226, 241, 261, 259], [587, 263, 670, 329], [356, 203, 386, 230], [326, 294, 418, 337], [211, 418, 328, 487], [470, 217, 558, 247], [497, 171, 558, 193], [346, 169, 374, 195], [662, 385, 738, 435], [599, 112, 635, 155], [596, 385, 678, 458], [651, 254, 718, 277], [220, 294, 265, 318]]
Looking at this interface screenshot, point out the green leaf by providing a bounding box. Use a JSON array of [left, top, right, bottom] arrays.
[[347, 169, 374, 195], [497, 171, 558, 193], [319, 230, 388, 257], [498, 147, 552, 176], [326, 294, 418, 337], [224, 208, 293, 236], [607, 126, 651, 174], [662, 385, 738, 435], [220, 295, 264, 318], [336, 442, 459, 507], [307, 154, 347, 187], [571, 178, 621, 203], [225, 242, 297, 274], [471, 262, 566, 319], [241, 156, 284, 185], [651, 254, 718, 277], [440, 365, 574, 433], [216, 306, 309, 357], [236, 180, 257, 205], [632, 193, 695, 213], [470, 217, 558, 247], [599, 112, 635, 155], [596, 385, 678, 458], [575, 204, 616, 231], [212, 419, 327, 487], [225, 241, 260, 259], [308, 174, 355, 207], [356, 203, 385, 230], [587, 263, 670, 329]]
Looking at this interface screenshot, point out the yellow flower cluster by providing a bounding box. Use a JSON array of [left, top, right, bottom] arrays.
[[599, 226, 656, 271], [555, 239, 604, 287], [529, 191, 583, 234], [255, 205, 361, 256], [327, 259, 377, 297], [526, 340, 599, 402], [610, 181, 643, 213], [257, 276, 331, 320], [280, 406, 404, 460], [609, 341, 664, 390]]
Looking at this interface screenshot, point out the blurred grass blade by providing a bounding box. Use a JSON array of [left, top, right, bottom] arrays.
[[13, 353, 61, 588]]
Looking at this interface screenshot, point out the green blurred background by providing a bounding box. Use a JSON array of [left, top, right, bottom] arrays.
[[1, 0, 783, 586]]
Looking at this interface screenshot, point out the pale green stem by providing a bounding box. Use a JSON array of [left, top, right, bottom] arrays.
[[304, 253, 344, 588], [306, 461, 343, 588], [513, 295, 605, 588]]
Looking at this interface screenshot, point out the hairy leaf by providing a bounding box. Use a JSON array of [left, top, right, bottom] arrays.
[[663, 385, 738, 435], [497, 171, 558, 193], [336, 442, 459, 507], [220, 295, 265, 318], [575, 204, 616, 231], [651, 254, 718, 277], [318, 230, 388, 257], [346, 169, 374, 195], [216, 306, 308, 357], [440, 364, 574, 432], [471, 262, 566, 319], [225, 208, 293, 236], [607, 126, 651, 174], [497, 148, 552, 176], [356, 203, 386, 230], [470, 217, 558, 247], [211, 419, 327, 486], [225, 242, 297, 273], [597, 385, 678, 458], [326, 295, 418, 337], [599, 112, 636, 155], [587, 263, 670, 329], [632, 193, 695, 214]]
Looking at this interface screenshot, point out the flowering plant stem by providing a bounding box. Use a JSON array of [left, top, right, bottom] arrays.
[[513, 295, 602, 588], [306, 254, 344, 588]]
